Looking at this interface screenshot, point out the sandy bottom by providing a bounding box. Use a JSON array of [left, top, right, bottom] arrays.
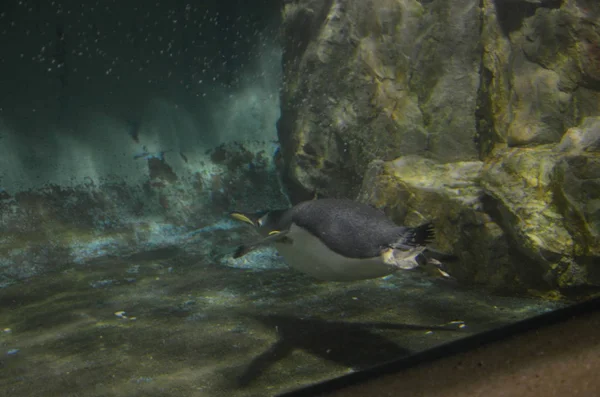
[[0, 237, 567, 397]]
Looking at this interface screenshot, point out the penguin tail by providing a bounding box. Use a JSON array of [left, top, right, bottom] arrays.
[[398, 222, 436, 247]]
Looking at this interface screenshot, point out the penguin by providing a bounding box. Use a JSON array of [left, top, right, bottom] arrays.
[[229, 198, 452, 282]]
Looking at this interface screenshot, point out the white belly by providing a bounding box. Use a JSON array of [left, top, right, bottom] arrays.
[[273, 224, 399, 281]]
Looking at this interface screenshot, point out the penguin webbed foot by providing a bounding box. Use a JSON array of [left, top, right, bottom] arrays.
[[381, 247, 422, 270], [419, 252, 458, 280]]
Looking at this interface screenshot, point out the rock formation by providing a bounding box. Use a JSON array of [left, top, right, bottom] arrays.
[[278, 0, 600, 294]]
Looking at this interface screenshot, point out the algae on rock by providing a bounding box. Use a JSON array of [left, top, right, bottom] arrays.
[[479, 0, 600, 152], [278, 0, 481, 201]]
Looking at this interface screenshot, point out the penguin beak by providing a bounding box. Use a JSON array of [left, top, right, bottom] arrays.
[[229, 212, 257, 226]]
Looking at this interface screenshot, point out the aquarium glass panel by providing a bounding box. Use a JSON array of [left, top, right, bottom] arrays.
[[1, 1, 598, 396]]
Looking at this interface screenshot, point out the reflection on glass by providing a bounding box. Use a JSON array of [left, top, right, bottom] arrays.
[[0, 0, 598, 396]]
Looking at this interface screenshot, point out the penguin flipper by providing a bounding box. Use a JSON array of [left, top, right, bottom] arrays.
[[232, 230, 291, 259], [233, 244, 255, 259]]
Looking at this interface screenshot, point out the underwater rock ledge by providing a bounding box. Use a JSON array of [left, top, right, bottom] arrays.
[[359, 117, 600, 294]]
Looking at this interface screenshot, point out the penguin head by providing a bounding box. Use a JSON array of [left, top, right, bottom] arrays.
[[230, 209, 290, 237]]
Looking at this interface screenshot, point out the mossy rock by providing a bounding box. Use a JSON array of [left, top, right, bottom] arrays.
[[358, 156, 533, 292], [357, 127, 600, 293]]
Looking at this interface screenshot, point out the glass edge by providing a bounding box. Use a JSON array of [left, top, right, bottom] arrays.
[[278, 297, 600, 397]]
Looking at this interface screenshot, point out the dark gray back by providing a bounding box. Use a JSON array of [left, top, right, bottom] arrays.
[[289, 199, 409, 259]]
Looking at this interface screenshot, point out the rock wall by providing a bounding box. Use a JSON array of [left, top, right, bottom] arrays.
[[278, 0, 600, 294], [278, 0, 482, 200]]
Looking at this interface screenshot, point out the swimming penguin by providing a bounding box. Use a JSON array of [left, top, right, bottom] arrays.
[[230, 198, 451, 282]]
